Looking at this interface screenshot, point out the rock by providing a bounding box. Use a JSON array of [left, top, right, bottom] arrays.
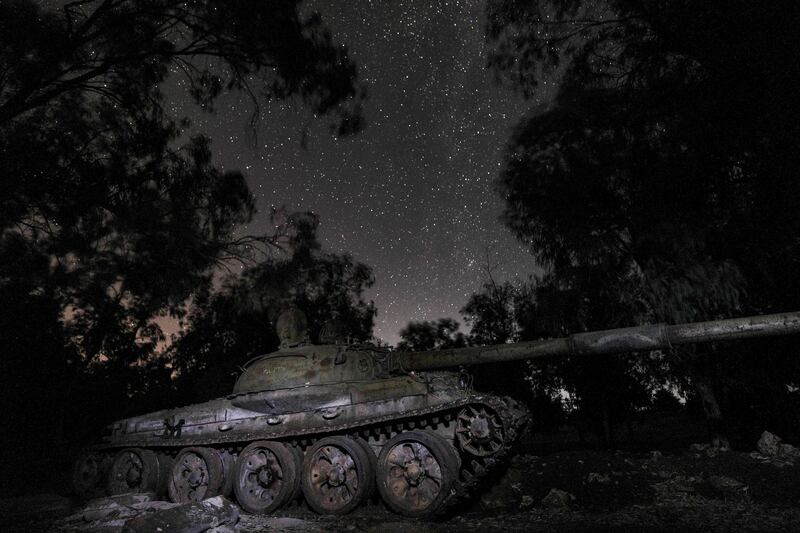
[[586, 472, 611, 484], [511, 454, 538, 466], [207, 527, 238, 533], [370, 523, 434, 533], [690, 442, 728, 457], [93, 493, 157, 507], [0, 493, 73, 518], [477, 465, 522, 510], [708, 475, 747, 492], [520, 495, 534, 509], [650, 451, 662, 461], [541, 488, 575, 508], [757, 431, 800, 460], [76, 492, 159, 522], [753, 432, 800, 467], [652, 475, 700, 503], [236, 514, 322, 532], [122, 496, 239, 533], [757, 431, 784, 456]]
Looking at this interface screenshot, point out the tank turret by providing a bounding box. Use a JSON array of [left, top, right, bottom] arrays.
[[72, 310, 800, 518]]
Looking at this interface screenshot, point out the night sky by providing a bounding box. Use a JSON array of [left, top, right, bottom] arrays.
[[170, 0, 555, 344]]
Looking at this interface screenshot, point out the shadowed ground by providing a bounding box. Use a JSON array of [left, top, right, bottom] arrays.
[[5, 445, 800, 532]]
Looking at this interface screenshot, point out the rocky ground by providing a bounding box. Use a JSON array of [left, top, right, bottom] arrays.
[[4, 432, 800, 533]]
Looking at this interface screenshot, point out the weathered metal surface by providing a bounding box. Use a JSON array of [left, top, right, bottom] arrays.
[[91, 385, 476, 450], [397, 311, 800, 370], [232, 345, 383, 395]]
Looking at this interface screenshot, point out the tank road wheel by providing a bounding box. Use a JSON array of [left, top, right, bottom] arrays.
[[234, 441, 299, 514], [72, 451, 111, 498], [302, 436, 372, 515], [168, 447, 225, 503], [351, 436, 377, 501], [376, 430, 458, 517], [107, 448, 165, 495], [219, 450, 235, 497], [455, 404, 505, 457], [286, 445, 304, 505]]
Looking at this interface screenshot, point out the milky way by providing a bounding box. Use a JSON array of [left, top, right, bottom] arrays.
[[169, 0, 555, 343]]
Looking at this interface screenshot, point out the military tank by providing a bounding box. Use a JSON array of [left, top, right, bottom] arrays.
[[72, 309, 800, 517]]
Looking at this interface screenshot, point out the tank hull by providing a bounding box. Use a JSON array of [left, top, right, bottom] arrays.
[[93, 374, 513, 450], [77, 370, 531, 515]]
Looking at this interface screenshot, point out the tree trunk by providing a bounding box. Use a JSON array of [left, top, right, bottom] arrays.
[[626, 419, 636, 445], [694, 379, 730, 449], [600, 391, 614, 448]]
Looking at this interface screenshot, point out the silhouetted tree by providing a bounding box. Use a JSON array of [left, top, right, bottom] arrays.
[[461, 280, 518, 345], [460, 275, 531, 399], [397, 318, 466, 352], [168, 212, 377, 403], [0, 0, 364, 490], [486, 0, 800, 446]]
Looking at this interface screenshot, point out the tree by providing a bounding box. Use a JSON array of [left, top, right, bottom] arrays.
[[1, 0, 364, 335], [486, 0, 800, 445], [0, 0, 364, 488], [459, 273, 529, 398], [397, 318, 466, 352], [461, 273, 518, 345], [168, 212, 377, 402]]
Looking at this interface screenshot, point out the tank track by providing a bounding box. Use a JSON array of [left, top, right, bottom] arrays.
[[342, 394, 531, 512], [449, 395, 530, 509], [84, 394, 530, 514]]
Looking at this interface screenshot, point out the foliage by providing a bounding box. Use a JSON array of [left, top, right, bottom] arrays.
[[484, 0, 800, 443], [168, 212, 377, 402], [397, 318, 466, 352], [461, 279, 518, 345], [0, 0, 364, 484], [486, 0, 800, 318]]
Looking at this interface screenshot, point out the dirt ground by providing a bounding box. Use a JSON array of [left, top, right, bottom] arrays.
[[6, 447, 800, 532]]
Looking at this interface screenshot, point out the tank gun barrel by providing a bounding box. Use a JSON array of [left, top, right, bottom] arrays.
[[396, 311, 800, 371]]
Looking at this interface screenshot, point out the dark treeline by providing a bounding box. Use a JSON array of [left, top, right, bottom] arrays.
[[0, 0, 367, 494], [2, 0, 800, 495], [396, 0, 800, 449]]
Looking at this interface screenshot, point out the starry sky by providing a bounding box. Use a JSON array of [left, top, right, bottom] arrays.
[[171, 0, 554, 344]]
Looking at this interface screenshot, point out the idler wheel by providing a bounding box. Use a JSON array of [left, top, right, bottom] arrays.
[[302, 436, 373, 515], [234, 441, 299, 514], [72, 451, 111, 499], [107, 448, 165, 495], [376, 430, 458, 517], [455, 404, 505, 457], [168, 447, 225, 503]]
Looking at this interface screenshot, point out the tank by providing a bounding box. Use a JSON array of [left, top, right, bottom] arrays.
[[72, 310, 800, 517]]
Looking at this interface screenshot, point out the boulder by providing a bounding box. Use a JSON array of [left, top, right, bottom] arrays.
[[708, 475, 747, 492], [757, 431, 800, 460], [123, 496, 239, 533], [650, 451, 662, 461], [690, 442, 727, 458], [586, 472, 611, 484], [541, 488, 575, 508], [76, 493, 159, 522], [519, 495, 534, 509]]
